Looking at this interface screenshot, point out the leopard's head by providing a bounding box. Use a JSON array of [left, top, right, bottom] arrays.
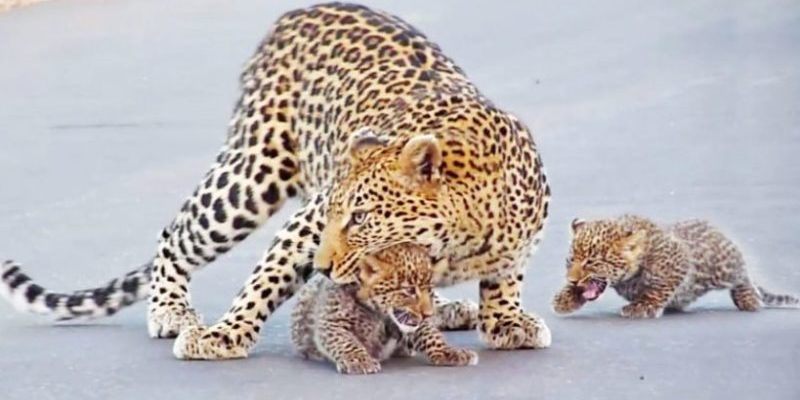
[[356, 243, 434, 333], [563, 218, 647, 301], [315, 128, 451, 283]]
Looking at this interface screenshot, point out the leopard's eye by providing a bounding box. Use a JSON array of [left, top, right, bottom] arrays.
[[402, 287, 417, 296], [350, 210, 368, 226]]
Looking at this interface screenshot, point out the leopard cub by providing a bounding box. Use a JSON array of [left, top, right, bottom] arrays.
[[291, 243, 478, 374], [553, 215, 798, 318]]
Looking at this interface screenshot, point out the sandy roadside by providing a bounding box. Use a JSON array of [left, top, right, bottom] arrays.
[[0, 0, 48, 13]]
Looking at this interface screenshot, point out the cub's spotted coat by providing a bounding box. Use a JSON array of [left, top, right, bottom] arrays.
[[2, 2, 550, 359], [552, 215, 799, 318], [290, 243, 477, 374]]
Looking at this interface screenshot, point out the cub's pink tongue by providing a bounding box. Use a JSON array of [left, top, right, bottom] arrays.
[[582, 282, 601, 300]]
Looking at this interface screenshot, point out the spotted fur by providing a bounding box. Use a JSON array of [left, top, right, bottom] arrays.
[[552, 215, 799, 318], [173, 3, 551, 359], [290, 243, 477, 374], [0, 260, 150, 320], [1, 3, 550, 359]]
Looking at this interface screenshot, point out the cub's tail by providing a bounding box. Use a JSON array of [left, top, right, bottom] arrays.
[[757, 286, 800, 308], [0, 260, 151, 320]]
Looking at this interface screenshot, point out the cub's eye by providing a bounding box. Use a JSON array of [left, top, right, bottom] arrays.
[[402, 287, 417, 296], [350, 210, 368, 226]]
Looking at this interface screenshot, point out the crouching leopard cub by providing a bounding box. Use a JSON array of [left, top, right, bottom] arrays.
[[291, 243, 478, 374], [552, 215, 799, 318]]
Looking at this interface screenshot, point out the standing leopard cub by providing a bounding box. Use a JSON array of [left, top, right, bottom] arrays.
[[553, 215, 799, 318], [291, 243, 478, 374]]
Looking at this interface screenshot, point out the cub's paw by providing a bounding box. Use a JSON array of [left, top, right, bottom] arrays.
[[336, 355, 382, 375], [437, 299, 479, 331], [428, 347, 479, 367], [552, 286, 586, 315], [621, 303, 664, 319], [479, 311, 551, 350], [147, 306, 202, 338], [173, 325, 248, 360]]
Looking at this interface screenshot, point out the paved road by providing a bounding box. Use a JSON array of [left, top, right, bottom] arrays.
[[1, 1, 798, 399]]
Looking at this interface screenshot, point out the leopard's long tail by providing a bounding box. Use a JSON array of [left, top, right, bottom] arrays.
[[757, 286, 800, 308], [0, 260, 150, 320]]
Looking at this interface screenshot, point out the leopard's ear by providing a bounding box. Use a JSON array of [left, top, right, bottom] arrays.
[[571, 218, 586, 234], [348, 127, 389, 164], [398, 134, 442, 185]]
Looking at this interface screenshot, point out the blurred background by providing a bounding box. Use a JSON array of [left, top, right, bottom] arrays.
[[0, 1, 798, 399]]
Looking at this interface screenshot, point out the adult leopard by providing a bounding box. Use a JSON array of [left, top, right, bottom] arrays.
[[1, 2, 551, 359]]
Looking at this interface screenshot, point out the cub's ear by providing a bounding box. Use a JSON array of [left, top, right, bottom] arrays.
[[358, 255, 389, 283], [571, 218, 586, 234], [348, 127, 389, 164], [398, 134, 442, 184]]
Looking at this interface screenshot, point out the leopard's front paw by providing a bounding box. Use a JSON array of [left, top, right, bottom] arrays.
[[147, 306, 202, 338], [479, 311, 551, 350], [336, 354, 382, 375], [551, 286, 586, 315], [173, 325, 249, 360], [437, 299, 479, 331], [621, 302, 664, 319], [428, 347, 479, 367]]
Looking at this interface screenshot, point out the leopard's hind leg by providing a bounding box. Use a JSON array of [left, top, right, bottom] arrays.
[[731, 281, 761, 312], [147, 54, 303, 338], [732, 279, 800, 310]]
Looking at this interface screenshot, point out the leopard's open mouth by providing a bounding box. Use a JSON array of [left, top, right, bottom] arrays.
[[580, 278, 607, 301], [390, 309, 420, 333]]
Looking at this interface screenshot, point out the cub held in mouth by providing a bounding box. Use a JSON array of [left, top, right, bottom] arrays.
[[552, 215, 798, 318], [291, 243, 477, 374]]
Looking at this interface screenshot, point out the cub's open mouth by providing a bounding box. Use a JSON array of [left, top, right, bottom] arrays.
[[580, 278, 607, 301], [390, 309, 420, 332]]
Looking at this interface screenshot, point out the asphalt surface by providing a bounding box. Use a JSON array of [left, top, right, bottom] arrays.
[[1, 1, 798, 399]]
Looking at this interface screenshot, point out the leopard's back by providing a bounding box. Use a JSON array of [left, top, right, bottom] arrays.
[[668, 220, 746, 288], [239, 2, 480, 193]]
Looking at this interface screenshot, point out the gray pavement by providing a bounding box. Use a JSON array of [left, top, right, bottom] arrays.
[[1, 1, 798, 399]]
